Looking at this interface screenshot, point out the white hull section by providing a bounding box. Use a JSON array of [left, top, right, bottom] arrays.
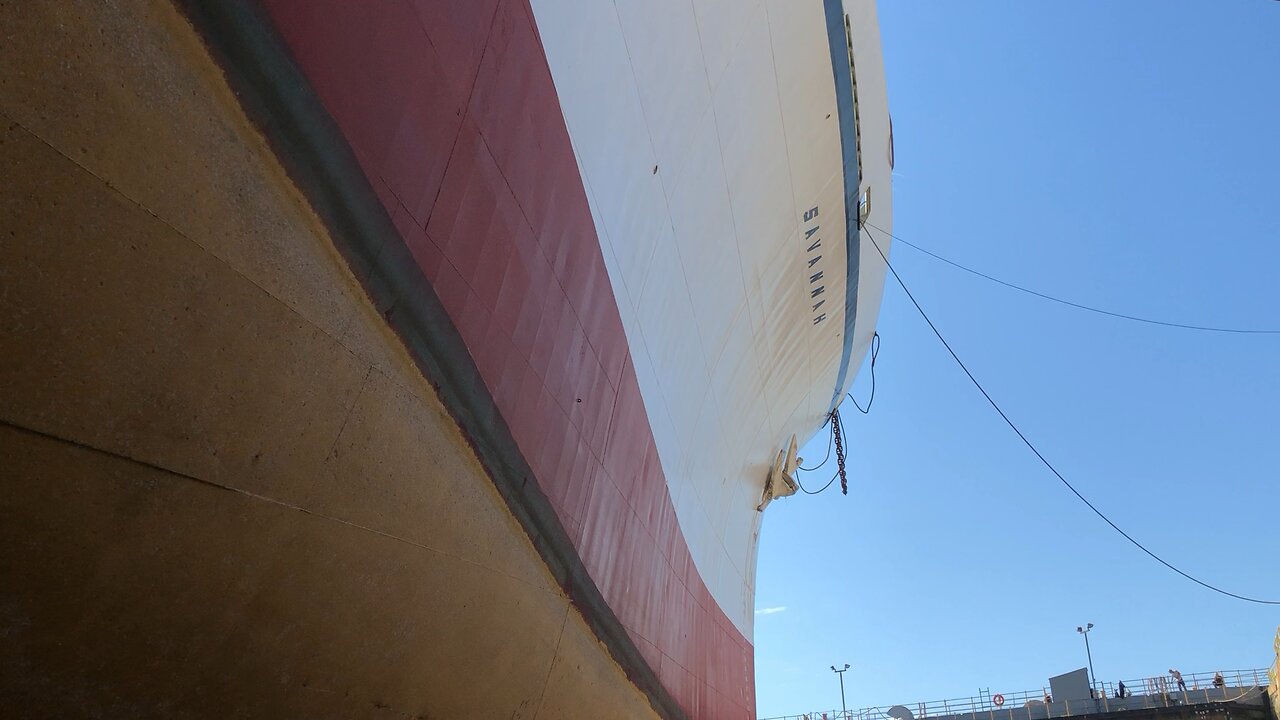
[[530, 0, 892, 639]]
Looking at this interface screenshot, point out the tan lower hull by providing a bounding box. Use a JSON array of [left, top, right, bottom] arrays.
[[0, 2, 657, 717]]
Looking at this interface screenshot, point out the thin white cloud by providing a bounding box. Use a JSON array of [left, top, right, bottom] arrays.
[[755, 606, 787, 616]]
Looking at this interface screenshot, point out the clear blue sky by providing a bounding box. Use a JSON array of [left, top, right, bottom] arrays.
[[754, 2, 1280, 717]]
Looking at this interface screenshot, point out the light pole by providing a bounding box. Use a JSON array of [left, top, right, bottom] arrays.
[[831, 664, 850, 718], [1076, 624, 1096, 695]]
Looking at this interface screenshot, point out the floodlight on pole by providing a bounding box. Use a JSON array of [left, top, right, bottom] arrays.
[[1076, 623, 1096, 694], [831, 664, 850, 718]]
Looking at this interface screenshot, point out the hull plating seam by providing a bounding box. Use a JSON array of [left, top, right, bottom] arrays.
[[175, 2, 685, 718]]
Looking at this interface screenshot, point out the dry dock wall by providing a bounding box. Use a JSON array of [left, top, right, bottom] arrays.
[[0, 1, 659, 718]]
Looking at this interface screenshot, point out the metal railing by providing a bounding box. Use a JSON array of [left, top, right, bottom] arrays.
[[760, 667, 1271, 720]]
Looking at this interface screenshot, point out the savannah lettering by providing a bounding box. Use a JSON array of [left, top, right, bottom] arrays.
[[802, 206, 826, 325]]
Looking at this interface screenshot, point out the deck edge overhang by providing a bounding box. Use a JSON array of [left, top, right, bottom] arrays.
[[822, 0, 864, 414]]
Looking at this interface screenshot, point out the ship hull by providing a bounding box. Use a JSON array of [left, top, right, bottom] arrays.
[[0, 0, 891, 717]]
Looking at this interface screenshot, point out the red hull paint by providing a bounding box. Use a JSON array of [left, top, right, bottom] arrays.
[[259, 1, 754, 717]]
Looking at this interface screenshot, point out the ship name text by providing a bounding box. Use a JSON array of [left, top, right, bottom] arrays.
[[802, 205, 826, 326]]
